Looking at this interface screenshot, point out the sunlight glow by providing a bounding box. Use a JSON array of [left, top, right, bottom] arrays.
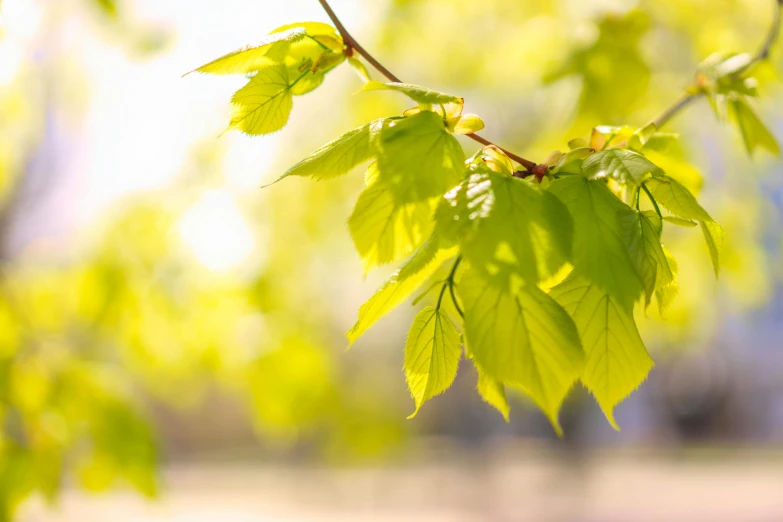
[[179, 189, 255, 271]]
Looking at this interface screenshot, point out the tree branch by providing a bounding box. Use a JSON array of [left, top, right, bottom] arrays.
[[317, 0, 537, 170], [650, 0, 783, 129]]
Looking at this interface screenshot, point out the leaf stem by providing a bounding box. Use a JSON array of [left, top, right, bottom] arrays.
[[316, 0, 537, 170], [641, 183, 662, 219], [436, 255, 464, 315]]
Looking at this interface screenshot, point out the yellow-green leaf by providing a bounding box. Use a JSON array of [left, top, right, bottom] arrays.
[[346, 247, 457, 345], [548, 176, 643, 306], [728, 96, 780, 156], [277, 119, 387, 182], [663, 216, 697, 228], [450, 114, 485, 135], [404, 307, 462, 418], [701, 219, 725, 278], [436, 168, 572, 285], [476, 366, 510, 422], [622, 210, 673, 307], [348, 57, 371, 82], [348, 178, 434, 272], [228, 65, 295, 135], [186, 28, 305, 76], [375, 111, 465, 203], [360, 81, 463, 106], [582, 149, 661, 186], [551, 272, 653, 429], [459, 268, 584, 435]]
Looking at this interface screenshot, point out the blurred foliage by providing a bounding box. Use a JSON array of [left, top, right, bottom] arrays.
[[0, 0, 780, 520]]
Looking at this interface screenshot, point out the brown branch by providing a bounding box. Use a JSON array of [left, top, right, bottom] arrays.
[[317, 0, 537, 170]]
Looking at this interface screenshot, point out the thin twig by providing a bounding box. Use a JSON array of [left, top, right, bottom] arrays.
[[650, 0, 783, 129], [317, 0, 537, 170]]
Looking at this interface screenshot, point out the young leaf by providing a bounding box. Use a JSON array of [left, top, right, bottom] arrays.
[[459, 268, 584, 435], [346, 246, 457, 345], [348, 57, 371, 82], [582, 149, 661, 186], [277, 119, 387, 182], [359, 80, 463, 106], [476, 366, 510, 422], [548, 176, 644, 306], [270, 22, 341, 39], [436, 169, 572, 285], [186, 28, 306, 76], [404, 306, 462, 418], [645, 175, 713, 222], [701, 220, 725, 278], [375, 111, 465, 203], [655, 248, 680, 315], [348, 178, 434, 271], [622, 210, 673, 307], [646, 175, 724, 276], [228, 65, 295, 135], [450, 114, 485, 135], [663, 216, 698, 228], [728, 96, 780, 156], [551, 272, 654, 429]]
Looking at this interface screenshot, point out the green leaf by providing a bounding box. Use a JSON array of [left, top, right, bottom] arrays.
[[375, 111, 465, 203], [228, 65, 295, 135], [277, 119, 387, 182], [436, 169, 572, 285], [450, 114, 485, 135], [728, 96, 780, 156], [551, 272, 653, 429], [348, 178, 434, 272], [476, 366, 510, 422], [186, 28, 306, 76], [459, 268, 584, 435], [348, 57, 371, 82], [548, 176, 643, 306], [627, 123, 657, 151], [551, 147, 595, 174], [359, 80, 463, 106], [270, 22, 341, 38], [346, 246, 457, 345], [701, 220, 725, 278], [663, 216, 698, 228], [582, 149, 661, 186], [655, 248, 679, 315], [404, 306, 462, 418], [622, 210, 673, 307], [646, 175, 724, 277], [645, 175, 713, 223]]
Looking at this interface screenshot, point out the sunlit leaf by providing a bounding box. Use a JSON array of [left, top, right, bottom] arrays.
[[186, 28, 306, 76], [436, 168, 572, 285], [622, 210, 673, 307], [551, 272, 653, 429], [701, 219, 725, 278], [348, 57, 371, 82], [404, 306, 461, 418], [728, 96, 780, 156], [277, 119, 387, 182], [582, 149, 661, 186], [348, 178, 434, 271], [476, 366, 510, 422], [548, 176, 643, 305], [359, 80, 463, 106], [375, 111, 465, 203], [228, 65, 294, 135], [663, 216, 697, 228], [347, 247, 457, 345], [459, 268, 584, 435]]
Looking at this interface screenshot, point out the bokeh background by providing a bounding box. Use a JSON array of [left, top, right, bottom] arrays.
[[1, 0, 782, 520]]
